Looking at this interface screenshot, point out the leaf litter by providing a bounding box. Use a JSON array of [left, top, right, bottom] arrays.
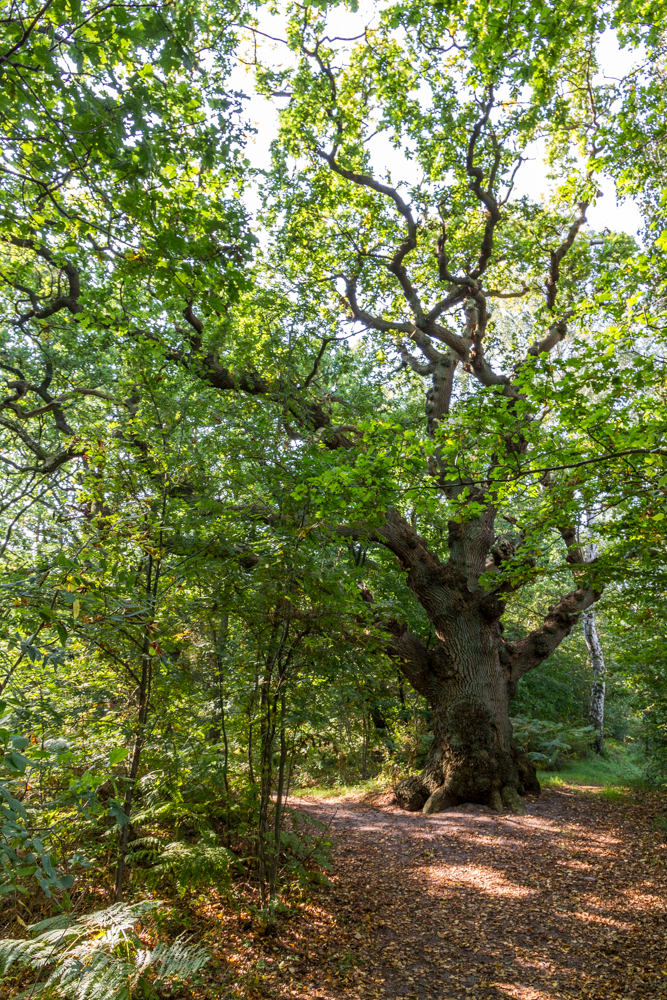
[[63, 783, 664, 1000], [244, 784, 667, 1000]]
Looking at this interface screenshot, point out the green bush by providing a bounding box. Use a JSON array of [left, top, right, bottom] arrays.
[[512, 717, 596, 770], [143, 834, 238, 898]]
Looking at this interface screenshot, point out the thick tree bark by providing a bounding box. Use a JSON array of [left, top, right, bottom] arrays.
[[582, 607, 606, 754], [374, 508, 599, 815], [392, 615, 538, 815]]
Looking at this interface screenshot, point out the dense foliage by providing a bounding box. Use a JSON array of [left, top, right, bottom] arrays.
[[1, 0, 666, 994]]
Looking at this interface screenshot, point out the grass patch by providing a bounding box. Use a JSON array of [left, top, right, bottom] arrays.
[[539, 742, 646, 795], [290, 776, 389, 800]]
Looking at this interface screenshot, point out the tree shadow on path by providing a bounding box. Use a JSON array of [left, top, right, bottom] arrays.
[[289, 785, 667, 1000]]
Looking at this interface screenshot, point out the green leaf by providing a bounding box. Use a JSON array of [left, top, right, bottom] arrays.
[[108, 799, 130, 827], [6, 750, 30, 773]]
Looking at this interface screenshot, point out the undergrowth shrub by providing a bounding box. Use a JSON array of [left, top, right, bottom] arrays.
[[279, 809, 333, 886], [372, 721, 434, 788], [0, 720, 88, 899], [141, 834, 239, 897], [512, 717, 595, 770], [640, 706, 667, 788], [652, 815, 667, 840]]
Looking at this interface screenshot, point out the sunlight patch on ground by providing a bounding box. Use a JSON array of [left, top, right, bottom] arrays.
[[493, 985, 560, 999], [567, 909, 635, 930], [291, 787, 369, 801], [568, 912, 634, 930], [428, 863, 537, 898], [615, 889, 666, 908]]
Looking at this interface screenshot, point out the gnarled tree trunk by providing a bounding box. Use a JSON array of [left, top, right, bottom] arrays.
[[367, 508, 599, 815], [394, 619, 538, 816]]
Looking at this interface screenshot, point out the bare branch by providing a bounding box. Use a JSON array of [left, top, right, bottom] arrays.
[[546, 202, 588, 310], [303, 337, 334, 389], [427, 320, 469, 358], [463, 356, 513, 389], [559, 525, 587, 566], [425, 353, 458, 436], [343, 275, 414, 333], [527, 315, 570, 357], [400, 344, 436, 376], [386, 622, 433, 696], [0, 414, 46, 459], [508, 584, 600, 682], [316, 149, 417, 238], [0, 0, 54, 67], [182, 304, 204, 350], [316, 151, 428, 324], [426, 288, 467, 325], [2, 387, 117, 420], [465, 92, 502, 280], [484, 284, 531, 299], [8, 236, 83, 322]]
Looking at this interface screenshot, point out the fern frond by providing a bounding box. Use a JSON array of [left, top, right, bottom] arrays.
[[132, 935, 209, 984], [151, 936, 209, 983], [1, 900, 209, 1000], [146, 838, 237, 897], [125, 835, 162, 868]]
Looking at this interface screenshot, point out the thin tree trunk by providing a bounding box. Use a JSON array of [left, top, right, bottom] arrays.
[[257, 671, 273, 909], [269, 690, 287, 903], [220, 684, 230, 795], [583, 606, 606, 754], [213, 631, 232, 844], [247, 671, 258, 787], [115, 551, 160, 901], [282, 728, 297, 809], [257, 620, 288, 909], [214, 617, 230, 796], [361, 709, 368, 780], [583, 534, 605, 755]]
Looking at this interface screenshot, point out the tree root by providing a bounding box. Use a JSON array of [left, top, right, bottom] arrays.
[[395, 775, 530, 816], [422, 787, 458, 815], [501, 785, 527, 815], [489, 787, 504, 813], [395, 775, 429, 811]]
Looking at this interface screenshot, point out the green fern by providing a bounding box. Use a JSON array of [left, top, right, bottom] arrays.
[[125, 835, 162, 869], [512, 717, 596, 770], [0, 900, 209, 999], [131, 799, 214, 834], [145, 835, 238, 897]]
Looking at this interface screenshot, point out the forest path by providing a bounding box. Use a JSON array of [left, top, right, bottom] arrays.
[[284, 785, 667, 1000]]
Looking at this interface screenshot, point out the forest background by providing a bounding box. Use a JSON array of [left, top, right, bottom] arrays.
[[1, 0, 667, 996]]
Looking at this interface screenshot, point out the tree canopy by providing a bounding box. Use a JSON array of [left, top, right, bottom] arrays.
[[1, 0, 667, 992]]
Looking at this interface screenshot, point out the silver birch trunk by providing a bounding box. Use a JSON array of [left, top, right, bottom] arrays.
[[583, 606, 606, 754]]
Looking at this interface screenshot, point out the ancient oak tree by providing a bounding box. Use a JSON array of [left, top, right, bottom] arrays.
[[2, 0, 661, 819], [252, 1, 651, 812]]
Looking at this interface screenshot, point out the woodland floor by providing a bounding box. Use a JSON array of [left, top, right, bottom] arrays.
[[207, 780, 667, 1000], [4, 779, 667, 998]]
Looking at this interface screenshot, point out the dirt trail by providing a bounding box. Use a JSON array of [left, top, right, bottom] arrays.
[[284, 785, 667, 1000]]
